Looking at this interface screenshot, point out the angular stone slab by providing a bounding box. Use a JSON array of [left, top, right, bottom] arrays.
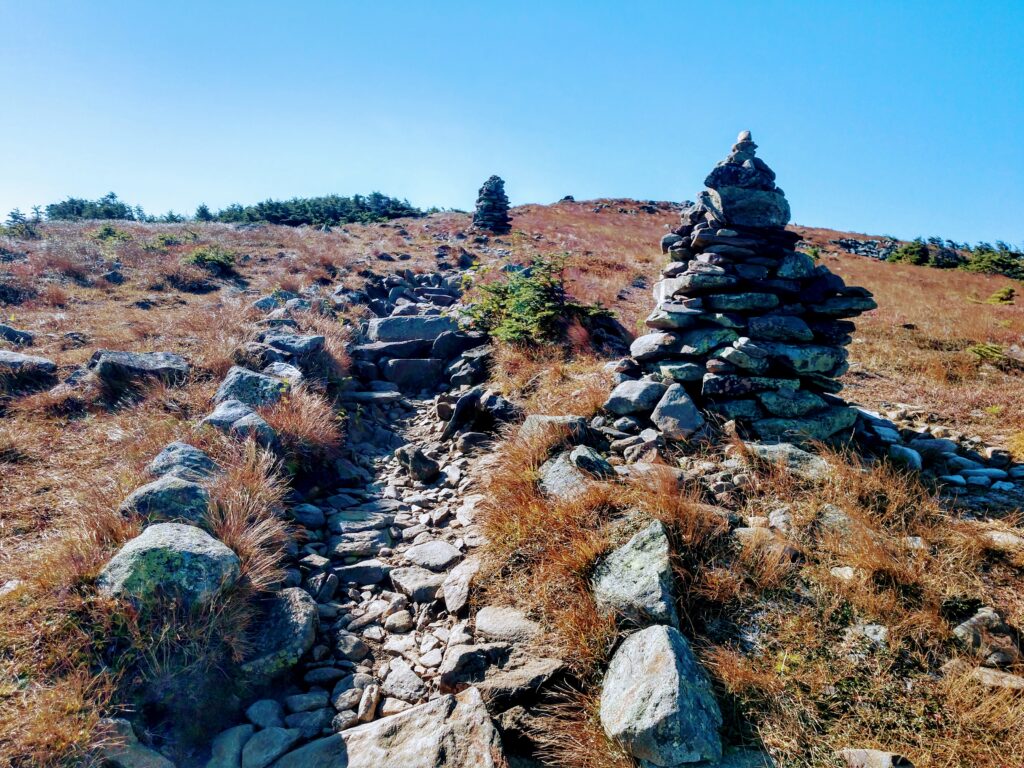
[[214, 366, 289, 407], [600, 625, 722, 765], [269, 688, 503, 768], [593, 520, 679, 628], [366, 315, 458, 343]]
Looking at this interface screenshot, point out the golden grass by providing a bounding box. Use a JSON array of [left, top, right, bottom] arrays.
[[478, 406, 1024, 766], [486, 344, 612, 418], [260, 387, 345, 472]]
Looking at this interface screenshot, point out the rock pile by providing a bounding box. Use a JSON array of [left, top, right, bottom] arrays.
[[830, 237, 899, 260], [471, 175, 511, 235], [615, 131, 877, 444]]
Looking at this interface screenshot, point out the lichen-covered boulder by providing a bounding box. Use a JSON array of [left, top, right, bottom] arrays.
[[88, 350, 189, 391], [600, 625, 722, 765], [241, 588, 318, 680], [118, 475, 210, 524], [97, 523, 240, 607], [213, 366, 289, 407], [147, 441, 218, 481], [593, 521, 679, 628]]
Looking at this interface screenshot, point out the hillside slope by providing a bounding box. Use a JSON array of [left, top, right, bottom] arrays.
[[1, 201, 1023, 767]]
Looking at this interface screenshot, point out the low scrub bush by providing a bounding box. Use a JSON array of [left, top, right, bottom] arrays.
[[962, 246, 1024, 279], [90, 224, 131, 244], [887, 239, 930, 266], [463, 255, 612, 344], [184, 245, 236, 276], [985, 286, 1016, 305]]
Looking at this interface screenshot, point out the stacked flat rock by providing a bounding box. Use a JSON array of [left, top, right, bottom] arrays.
[[619, 131, 877, 444], [471, 175, 511, 234]]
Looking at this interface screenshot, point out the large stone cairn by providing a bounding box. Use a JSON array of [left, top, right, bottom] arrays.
[[622, 131, 877, 443], [471, 175, 511, 234]]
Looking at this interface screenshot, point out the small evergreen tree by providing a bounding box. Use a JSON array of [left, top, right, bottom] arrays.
[[887, 238, 930, 265]]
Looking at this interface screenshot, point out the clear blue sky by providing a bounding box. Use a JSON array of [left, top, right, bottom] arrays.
[[1, 1, 1021, 244]]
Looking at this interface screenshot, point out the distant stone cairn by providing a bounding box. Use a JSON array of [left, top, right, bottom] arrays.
[[472, 175, 511, 234], [622, 131, 878, 443]]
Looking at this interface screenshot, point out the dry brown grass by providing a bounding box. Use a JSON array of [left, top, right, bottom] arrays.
[[0, 428, 293, 765], [487, 344, 612, 418], [478, 390, 1024, 767], [685, 449, 1024, 766], [4, 203, 1023, 764], [260, 387, 345, 472], [790, 228, 1024, 444]]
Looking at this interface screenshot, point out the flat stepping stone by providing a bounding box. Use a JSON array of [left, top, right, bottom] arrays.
[[404, 540, 462, 571]]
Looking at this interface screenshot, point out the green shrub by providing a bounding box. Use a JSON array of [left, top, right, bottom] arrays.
[[184, 244, 236, 275], [962, 247, 1024, 280], [463, 255, 610, 344], [1, 209, 40, 240], [887, 239, 930, 266], [46, 192, 135, 221], [91, 224, 131, 243], [155, 233, 183, 247], [985, 286, 1016, 305]]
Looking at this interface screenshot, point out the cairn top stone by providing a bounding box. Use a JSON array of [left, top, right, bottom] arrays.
[[699, 130, 791, 228]]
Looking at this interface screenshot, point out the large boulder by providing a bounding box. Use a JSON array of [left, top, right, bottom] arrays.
[[367, 316, 458, 343], [147, 442, 218, 481], [604, 380, 668, 415], [0, 323, 34, 346], [97, 523, 240, 607], [263, 333, 325, 358], [600, 625, 722, 765], [269, 687, 503, 768], [88, 350, 189, 391], [0, 349, 57, 390], [650, 384, 705, 440], [214, 366, 289, 407], [538, 451, 592, 502], [699, 186, 790, 229], [241, 588, 319, 680], [119, 475, 211, 524], [593, 521, 679, 628]]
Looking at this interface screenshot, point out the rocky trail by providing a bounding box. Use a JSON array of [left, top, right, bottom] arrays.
[[197, 395, 546, 768], [79, 251, 572, 768]]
